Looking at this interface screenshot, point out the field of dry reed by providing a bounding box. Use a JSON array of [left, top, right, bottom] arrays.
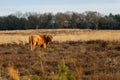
[[0, 29, 120, 44]]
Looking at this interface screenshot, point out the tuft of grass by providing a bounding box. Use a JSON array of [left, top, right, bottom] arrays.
[[37, 51, 45, 74], [7, 66, 20, 80]]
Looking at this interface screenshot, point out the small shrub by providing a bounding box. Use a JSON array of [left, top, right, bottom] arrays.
[[58, 59, 76, 80], [30, 75, 39, 80]]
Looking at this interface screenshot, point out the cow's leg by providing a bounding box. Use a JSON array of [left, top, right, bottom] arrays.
[[32, 42, 37, 51], [43, 43, 47, 48], [30, 43, 34, 51]]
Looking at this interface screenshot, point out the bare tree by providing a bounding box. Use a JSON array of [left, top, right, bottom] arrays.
[[85, 11, 101, 29]]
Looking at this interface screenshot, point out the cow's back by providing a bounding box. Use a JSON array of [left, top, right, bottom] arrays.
[[30, 35, 45, 45]]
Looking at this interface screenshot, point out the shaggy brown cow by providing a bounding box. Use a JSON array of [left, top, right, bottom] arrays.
[[29, 34, 53, 51]]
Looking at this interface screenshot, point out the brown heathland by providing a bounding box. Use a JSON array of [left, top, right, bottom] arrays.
[[0, 29, 120, 80]]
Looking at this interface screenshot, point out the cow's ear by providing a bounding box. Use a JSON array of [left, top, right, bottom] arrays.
[[45, 35, 53, 43]]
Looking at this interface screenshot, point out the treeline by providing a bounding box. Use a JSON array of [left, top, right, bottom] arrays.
[[0, 11, 120, 30]]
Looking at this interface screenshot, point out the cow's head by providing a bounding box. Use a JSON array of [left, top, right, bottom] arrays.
[[45, 35, 53, 44]]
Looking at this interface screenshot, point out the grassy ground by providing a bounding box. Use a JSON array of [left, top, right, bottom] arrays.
[[0, 29, 120, 80], [0, 29, 120, 44]]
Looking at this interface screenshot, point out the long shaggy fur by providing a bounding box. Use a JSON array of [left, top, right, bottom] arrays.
[[29, 34, 53, 51]]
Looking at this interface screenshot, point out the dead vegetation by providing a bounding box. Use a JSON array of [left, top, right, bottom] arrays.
[[0, 40, 119, 80]]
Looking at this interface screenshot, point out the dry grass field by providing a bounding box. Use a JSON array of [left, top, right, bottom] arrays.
[[0, 29, 120, 44], [0, 29, 120, 80]]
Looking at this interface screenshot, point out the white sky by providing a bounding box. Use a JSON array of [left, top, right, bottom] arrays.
[[0, 0, 120, 16]]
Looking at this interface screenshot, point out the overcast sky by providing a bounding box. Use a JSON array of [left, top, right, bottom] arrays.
[[0, 0, 120, 16]]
